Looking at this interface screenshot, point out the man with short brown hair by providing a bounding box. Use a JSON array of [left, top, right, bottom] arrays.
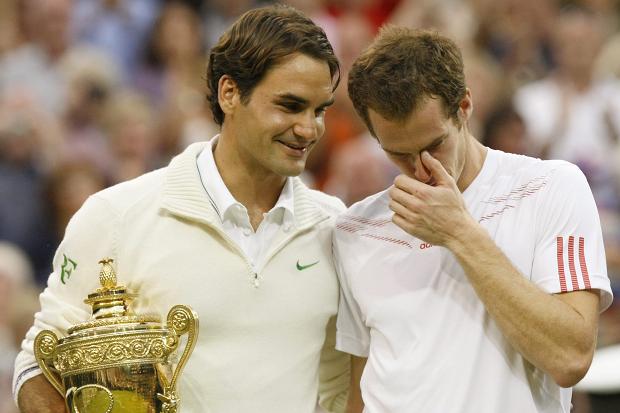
[[14, 5, 349, 412], [335, 26, 611, 412]]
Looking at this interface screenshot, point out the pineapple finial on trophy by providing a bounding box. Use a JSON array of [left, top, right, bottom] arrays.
[[98, 258, 117, 290]]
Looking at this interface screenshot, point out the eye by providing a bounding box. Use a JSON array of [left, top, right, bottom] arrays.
[[315, 107, 328, 117], [386, 151, 409, 159], [279, 102, 302, 113], [427, 139, 444, 152]]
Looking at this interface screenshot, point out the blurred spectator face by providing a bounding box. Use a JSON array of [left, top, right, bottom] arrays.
[[0, 98, 37, 165], [337, 12, 373, 72], [27, 0, 72, 58], [107, 93, 155, 160], [209, 0, 256, 17], [553, 10, 603, 77], [48, 162, 106, 232], [65, 79, 109, 125], [156, 3, 202, 62], [493, 118, 526, 154], [0, 7, 19, 57], [464, 54, 503, 136], [333, 12, 372, 108], [482, 105, 528, 155], [0, 123, 35, 166], [113, 120, 153, 160], [61, 48, 120, 126]]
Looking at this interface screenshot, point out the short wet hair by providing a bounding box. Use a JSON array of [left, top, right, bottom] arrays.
[[348, 26, 466, 136], [206, 5, 340, 126]]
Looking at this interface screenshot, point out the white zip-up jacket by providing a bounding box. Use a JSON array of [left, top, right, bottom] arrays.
[[13, 142, 350, 413]]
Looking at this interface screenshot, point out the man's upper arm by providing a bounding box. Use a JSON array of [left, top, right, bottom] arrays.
[[12, 194, 119, 403], [332, 227, 370, 358], [531, 164, 612, 311]]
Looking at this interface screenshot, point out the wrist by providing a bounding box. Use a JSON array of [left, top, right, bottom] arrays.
[[445, 216, 485, 255]]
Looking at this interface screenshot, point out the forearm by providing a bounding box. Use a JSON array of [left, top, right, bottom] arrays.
[[318, 316, 351, 413], [18, 374, 66, 413], [447, 223, 598, 387], [345, 356, 366, 413]]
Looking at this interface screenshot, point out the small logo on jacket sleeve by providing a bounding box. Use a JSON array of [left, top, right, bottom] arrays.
[[60, 254, 78, 284]]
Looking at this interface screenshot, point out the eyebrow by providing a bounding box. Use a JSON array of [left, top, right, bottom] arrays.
[[274, 93, 335, 109], [382, 134, 448, 156], [423, 134, 448, 151]]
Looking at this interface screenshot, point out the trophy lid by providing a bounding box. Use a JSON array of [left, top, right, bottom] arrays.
[[68, 258, 160, 334]]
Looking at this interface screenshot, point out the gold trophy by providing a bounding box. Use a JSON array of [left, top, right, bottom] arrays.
[[33, 259, 198, 413]]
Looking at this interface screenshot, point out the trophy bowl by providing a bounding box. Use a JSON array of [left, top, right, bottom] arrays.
[[34, 259, 198, 413]]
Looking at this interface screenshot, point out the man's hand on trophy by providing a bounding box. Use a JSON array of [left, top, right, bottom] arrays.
[[18, 374, 67, 413]]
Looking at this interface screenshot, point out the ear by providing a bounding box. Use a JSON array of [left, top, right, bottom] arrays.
[[457, 88, 473, 123], [218, 75, 239, 116]]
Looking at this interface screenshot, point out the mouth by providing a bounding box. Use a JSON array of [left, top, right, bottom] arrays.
[[277, 140, 313, 157]]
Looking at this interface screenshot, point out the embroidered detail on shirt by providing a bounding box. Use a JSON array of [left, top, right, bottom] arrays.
[[60, 254, 78, 284], [336, 215, 390, 234], [344, 215, 392, 227], [296, 260, 319, 271], [479, 173, 552, 222], [361, 233, 413, 249], [337, 215, 413, 249]]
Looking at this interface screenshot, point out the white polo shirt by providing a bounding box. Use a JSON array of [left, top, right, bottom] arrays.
[[334, 149, 612, 413], [197, 137, 295, 274]]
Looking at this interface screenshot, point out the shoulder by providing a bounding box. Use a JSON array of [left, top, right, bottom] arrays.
[[293, 178, 347, 217], [344, 189, 391, 219], [86, 167, 167, 218], [334, 189, 392, 240], [492, 150, 584, 185]]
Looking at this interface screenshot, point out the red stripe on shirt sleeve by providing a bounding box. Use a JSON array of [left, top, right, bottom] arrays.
[[579, 237, 591, 289], [557, 237, 567, 292], [568, 236, 579, 290]]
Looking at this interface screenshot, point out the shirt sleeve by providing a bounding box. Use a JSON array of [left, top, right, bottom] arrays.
[[531, 163, 612, 311], [333, 226, 371, 357], [12, 194, 120, 404]]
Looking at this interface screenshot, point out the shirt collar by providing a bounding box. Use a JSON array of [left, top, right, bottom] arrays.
[[196, 136, 295, 226]]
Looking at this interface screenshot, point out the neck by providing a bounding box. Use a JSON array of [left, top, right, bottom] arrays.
[[558, 70, 593, 92], [213, 134, 286, 218], [456, 133, 487, 192]]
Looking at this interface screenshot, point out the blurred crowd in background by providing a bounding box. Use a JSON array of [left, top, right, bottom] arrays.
[[1, 0, 619, 411]]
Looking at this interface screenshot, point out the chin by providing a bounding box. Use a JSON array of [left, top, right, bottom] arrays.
[[272, 162, 306, 178]]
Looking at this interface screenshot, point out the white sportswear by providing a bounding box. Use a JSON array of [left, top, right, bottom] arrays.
[[334, 149, 612, 413]]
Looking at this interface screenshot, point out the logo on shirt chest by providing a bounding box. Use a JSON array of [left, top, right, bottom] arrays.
[[296, 260, 319, 271]]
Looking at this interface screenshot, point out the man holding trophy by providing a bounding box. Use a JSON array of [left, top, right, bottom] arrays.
[[13, 5, 350, 412]]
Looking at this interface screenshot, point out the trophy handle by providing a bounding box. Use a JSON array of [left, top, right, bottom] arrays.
[[66, 384, 114, 413], [158, 305, 198, 413], [33, 330, 64, 397]]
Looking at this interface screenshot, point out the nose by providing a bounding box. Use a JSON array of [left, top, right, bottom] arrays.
[[411, 154, 431, 183], [293, 112, 322, 141]]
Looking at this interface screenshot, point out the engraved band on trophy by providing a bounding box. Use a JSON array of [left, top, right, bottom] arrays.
[[34, 259, 198, 413]]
